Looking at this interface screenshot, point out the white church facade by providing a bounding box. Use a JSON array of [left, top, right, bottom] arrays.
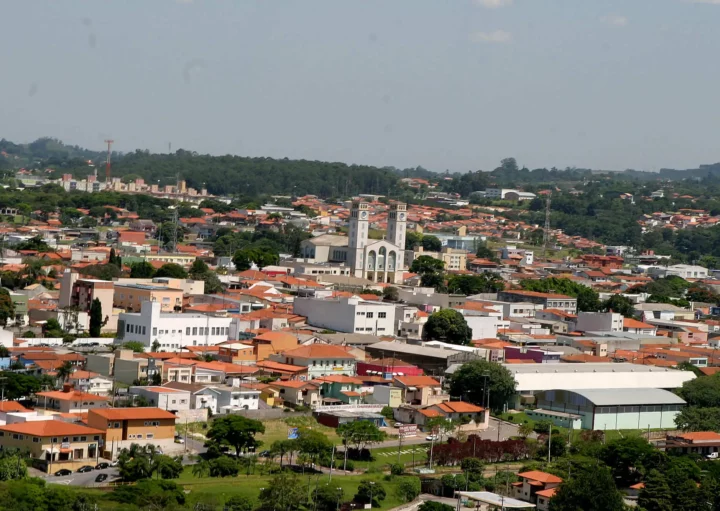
[[300, 201, 407, 284]]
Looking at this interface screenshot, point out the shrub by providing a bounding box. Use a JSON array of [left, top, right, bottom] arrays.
[[390, 463, 404, 476]]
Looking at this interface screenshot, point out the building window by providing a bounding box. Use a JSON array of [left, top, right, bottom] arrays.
[[153, 327, 157, 336], [142, 326, 146, 335], [186, 327, 190, 335], [356, 312, 365, 316], [147, 434, 154, 439], [32, 437, 39, 443], [378, 312, 387, 318], [193, 327, 197, 335], [73, 436, 79, 442], [366, 312, 374, 319]]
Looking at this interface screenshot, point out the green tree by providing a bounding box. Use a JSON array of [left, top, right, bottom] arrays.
[[56, 361, 73, 383], [355, 480, 386, 507], [43, 317, 62, 337], [206, 415, 265, 457], [189, 258, 210, 279], [475, 242, 498, 262], [418, 502, 455, 511], [396, 476, 421, 503], [677, 372, 720, 407], [152, 454, 183, 479], [675, 406, 720, 431], [129, 261, 156, 278], [422, 309, 472, 345], [520, 277, 600, 312], [154, 263, 188, 279], [208, 456, 240, 477], [89, 297, 103, 337], [410, 255, 445, 275], [313, 485, 344, 511], [108, 248, 122, 268], [549, 465, 624, 511], [122, 341, 146, 353], [111, 479, 186, 508], [337, 421, 386, 452], [447, 273, 504, 294], [0, 289, 15, 327], [296, 429, 333, 465], [601, 294, 636, 317], [383, 286, 399, 302], [448, 359, 516, 411], [233, 245, 280, 271], [225, 495, 254, 511], [600, 436, 656, 485], [0, 453, 29, 481], [258, 471, 306, 511], [422, 235, 442, 252]]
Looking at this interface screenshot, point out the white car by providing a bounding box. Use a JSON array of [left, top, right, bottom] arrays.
[[175, 437, 185, 444], [707, 452, 718, 459], [426, 435, 439, 441]]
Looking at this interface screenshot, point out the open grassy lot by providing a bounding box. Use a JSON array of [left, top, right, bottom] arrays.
[[257, 416, 341, 447]]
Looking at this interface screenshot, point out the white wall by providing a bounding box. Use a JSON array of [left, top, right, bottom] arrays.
[[463, 315, 499, 339], [575, 312, 623, 332], [293, 296, 396, 334]]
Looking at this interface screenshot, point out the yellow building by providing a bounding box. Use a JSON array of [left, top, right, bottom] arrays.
[[0, 421, 104, 473], [87, 407, 177, 456], [114, 283, 184, 313]]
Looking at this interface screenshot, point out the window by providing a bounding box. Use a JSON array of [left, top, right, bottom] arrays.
[[113, 422, 121, 428], [32, 437, 39, 443], [356, 312, 365, 316], [126, 324, 130, 333], [73, 436, 79, 442], [142, 326, 146, 335], [147, 434, 154, 439], [162, 297, 170, 303], [180, 399, 187, 404], [153, 327, 157, 336], [171, 400, 177, 404], [52, 437, 58, 443], [192, 327, 197, 335], [136, 434, 143, 439], [366, 312, 374, 319], [81, 436, 87, 441], [378, 312, 386, 318], [186, 327, 191, 335]]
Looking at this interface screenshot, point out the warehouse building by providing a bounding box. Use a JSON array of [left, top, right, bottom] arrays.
[[532, 388, 685, 430]]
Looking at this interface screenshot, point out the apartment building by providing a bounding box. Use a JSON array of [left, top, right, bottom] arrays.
[[269, 344, 357, 379], [87, 408, 177, 456], [498, 290, 578, 314], [117, 301, 237, 350], [404, 246, 468, 272], [36, 384, 109, 413], [293, 295, 396, 334], [0, 421, 104, 473], [114, 283, 184, 313]]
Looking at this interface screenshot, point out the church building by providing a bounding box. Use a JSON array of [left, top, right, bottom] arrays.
[[300, 201, 407, 284]]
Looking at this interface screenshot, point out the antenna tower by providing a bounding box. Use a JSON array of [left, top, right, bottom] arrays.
[[171, 207, 179, 254], [542, 193, 551, 259], [104, 139, 114, 187]]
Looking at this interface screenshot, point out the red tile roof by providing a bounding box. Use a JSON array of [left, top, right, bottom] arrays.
[[89, 407, 177, 420], [0, 421, 103, 437], [518, 471, 563, 484]]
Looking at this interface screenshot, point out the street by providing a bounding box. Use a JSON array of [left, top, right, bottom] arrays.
[[44, 467, 120, 487]]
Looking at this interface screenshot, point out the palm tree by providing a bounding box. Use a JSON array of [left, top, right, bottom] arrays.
[[192, 460, 210, 478], [56, 361, 73, 384]]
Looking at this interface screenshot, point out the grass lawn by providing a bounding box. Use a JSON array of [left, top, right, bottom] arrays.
[[352, 444, 429, 472], [258, 417, 341, 447], [178, 469, 407, 510]]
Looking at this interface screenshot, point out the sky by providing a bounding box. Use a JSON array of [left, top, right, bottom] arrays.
[[2, 0, 720, 173]]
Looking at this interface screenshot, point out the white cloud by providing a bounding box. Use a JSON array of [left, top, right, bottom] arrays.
[[474, 0, 513, 8], [600, 15, 629, 26], [469, 30, 512, 43]]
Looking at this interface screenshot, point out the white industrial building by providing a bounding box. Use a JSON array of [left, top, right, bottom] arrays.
[[293, 295, 396, 334], [502, 362, 695, 409], [117, 301, 239, 350]]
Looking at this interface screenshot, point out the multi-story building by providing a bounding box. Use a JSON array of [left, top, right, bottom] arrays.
[[36, 384, 109, 413], [0, 420, 104, 473], [87, 408, 177, 456], [117, 301, 237, 350], [269, 344, 357, 379], [114, 283, 184, 313], [129, 386, 191, 412], [404, 246, 468, 272], [498, 290, 577, 314], [59, 271, 117, 332], [293, 295, 396, 334]]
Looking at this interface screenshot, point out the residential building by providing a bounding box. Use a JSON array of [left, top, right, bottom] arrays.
[[573, 312, 623, 333], [117, 301, 237, 350], [36, 384, 109, 413], [512, 471, 562, 511], [647, 264, 709, 280], [270, 380, 320, 408], [163, 381, 218, 412], [317, 375, 365, 405], [0, 421, 104, 473], [498, 291, 577, 314], [366, 385, 403, 407], [114, 277, 205, 295], [393, 376, 448, 406], [208, 384, 261, 413], [88, 349, 162, 385], [217, 331, 299, 365], [114, 283, 184, 313], [129, 386, 191, 412], [293, 295, 396, 335], [269, 344, 357, 379], [404, 246, 468, 272], [425, 401, 489, 431], [68, 370, 113, 395], [666, 432, 720, 457], [87, 408, 177, 456]]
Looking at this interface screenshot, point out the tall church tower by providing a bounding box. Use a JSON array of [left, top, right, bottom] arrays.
[[348, 200, 369, 274], [386, 202, 407, 251]]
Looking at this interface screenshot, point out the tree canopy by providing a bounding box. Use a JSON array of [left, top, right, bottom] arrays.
[[422, 309, 472, 345], [448, 360, 516, 411], [206, 415, 265, 457]]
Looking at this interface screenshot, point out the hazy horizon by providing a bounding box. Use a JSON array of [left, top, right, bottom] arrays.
[[3, 0, 720, 174]]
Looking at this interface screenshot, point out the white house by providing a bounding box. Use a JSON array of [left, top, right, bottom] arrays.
[[117, 301, 239, 350], [128, 386, 191, 412], [211, 385, 261, 414], [293, 295, 396, 335]]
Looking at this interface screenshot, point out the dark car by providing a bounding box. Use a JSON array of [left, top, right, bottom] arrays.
[[259, 450, 270, 458], [95, 473, 108, 483], [95, 462, 109, 470], [77, 465, 94, 473], [54, 469, 72, 477]]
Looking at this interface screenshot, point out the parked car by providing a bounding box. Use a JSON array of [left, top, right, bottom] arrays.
[[707, 452, 719, 459], [110, 460, 119, 467], [95, 473, 108, 483], [77, 465, 94, 473], [54, 469, 72, 477], [259, 450, 270, 458], [174, 437, 185, 444], [95, 462, 110, 469], [426, 435, 439, 441]]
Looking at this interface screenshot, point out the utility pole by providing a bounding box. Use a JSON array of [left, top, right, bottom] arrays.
[[542, 193, 551, 260], [104, 139, 114, 188], [170, 207, 179, 254]]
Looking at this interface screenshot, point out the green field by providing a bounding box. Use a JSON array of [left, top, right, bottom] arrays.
[[257, 417, 341, 447], [177, 469, 407, 510], [351, 444, 429, 472]]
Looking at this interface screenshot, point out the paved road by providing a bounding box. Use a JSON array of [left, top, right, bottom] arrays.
[[46, 467, 120, 487], [377, 418, 520, 448]]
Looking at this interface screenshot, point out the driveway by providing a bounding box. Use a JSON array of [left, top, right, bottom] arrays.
[[45, 467, 120, 487]]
